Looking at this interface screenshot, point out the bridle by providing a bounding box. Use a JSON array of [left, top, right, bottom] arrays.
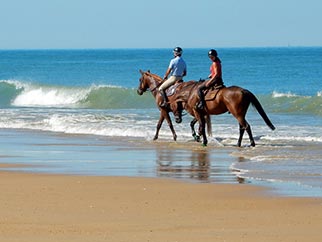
[[139, 73, 162, 93]]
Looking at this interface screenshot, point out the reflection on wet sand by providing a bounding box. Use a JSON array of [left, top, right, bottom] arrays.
[[155, 148, 244, 184]]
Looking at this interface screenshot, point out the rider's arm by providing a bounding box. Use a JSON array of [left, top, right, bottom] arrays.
[[182, 69, 187, 77], [163, 68, 171, 80]]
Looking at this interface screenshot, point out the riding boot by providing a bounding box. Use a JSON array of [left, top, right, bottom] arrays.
[[159, 89, 168, 108], [196, 86, 206, 110]]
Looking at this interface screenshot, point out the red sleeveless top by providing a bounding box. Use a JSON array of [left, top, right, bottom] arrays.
[[210, 60, 222, 78]]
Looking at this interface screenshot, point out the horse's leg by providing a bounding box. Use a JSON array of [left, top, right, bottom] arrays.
[[163, 109, 177, 141], [245, 122, 255, 147], [237, 121, 255, 147], [153, 114, 164, 140], [198, 115, 207, 146], [190, 118, 200, 142], [237, 124, 245, 147]]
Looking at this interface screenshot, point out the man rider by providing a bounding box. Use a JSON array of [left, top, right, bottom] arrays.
[[159, 47, 187, 108]]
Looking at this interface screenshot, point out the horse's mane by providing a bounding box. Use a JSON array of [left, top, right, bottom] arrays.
[[145, 71, 163, 83]]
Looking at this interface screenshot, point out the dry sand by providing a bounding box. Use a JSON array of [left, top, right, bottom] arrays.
[[1, 170, 322, 242]]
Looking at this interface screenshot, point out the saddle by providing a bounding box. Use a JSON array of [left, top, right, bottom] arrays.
[[165, 81, 182, 97], [204, 85, 225, 101]]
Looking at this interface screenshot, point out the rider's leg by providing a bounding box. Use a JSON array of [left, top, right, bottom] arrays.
[[159, 89, 168, 108], [197, 85, 206, 110], [158, 76, 180, 108]]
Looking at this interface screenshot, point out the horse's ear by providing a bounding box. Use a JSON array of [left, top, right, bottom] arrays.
[[147, 70, 150, 73], [139, 69, 144, 74]]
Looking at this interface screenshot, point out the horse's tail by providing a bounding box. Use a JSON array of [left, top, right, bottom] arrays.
[[244, 90, 276, 130], [205, 114, 212, 137]]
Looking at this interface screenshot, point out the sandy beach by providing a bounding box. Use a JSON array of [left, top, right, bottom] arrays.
[[1, 170, 322, 242], [1, 129, 322, 241]]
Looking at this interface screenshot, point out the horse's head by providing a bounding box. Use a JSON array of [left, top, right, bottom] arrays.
[[137, 70, 149, 95], [137, 70, 163, 96]]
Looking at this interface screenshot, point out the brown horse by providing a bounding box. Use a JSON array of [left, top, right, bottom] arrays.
[[137, 70, 211, 141], [170, 82, 276, 147]]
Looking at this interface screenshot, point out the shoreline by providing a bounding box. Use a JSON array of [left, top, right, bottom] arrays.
[[1, 170, 322, 242], [1, 128, 322, 198]]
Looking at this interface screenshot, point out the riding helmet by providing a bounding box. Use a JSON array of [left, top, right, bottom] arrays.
[[173, 47, 183, 55], [208, 49, 218, 57]]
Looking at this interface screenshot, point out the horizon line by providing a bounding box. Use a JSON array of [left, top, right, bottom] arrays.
[[1, 45, 322, 51]]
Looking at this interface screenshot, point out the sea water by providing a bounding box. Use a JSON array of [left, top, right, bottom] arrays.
[[0, 48, 322, 197]]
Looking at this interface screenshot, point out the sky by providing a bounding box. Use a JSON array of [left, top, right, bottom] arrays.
[[1, 0, 322, 49]]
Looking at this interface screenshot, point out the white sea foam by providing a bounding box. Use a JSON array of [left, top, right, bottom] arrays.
[[272, 91, 298, 98], [264, 134, 322, 143], [12, 86, 90, 107]]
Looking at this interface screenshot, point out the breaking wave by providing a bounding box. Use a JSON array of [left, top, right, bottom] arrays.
[[0, 80, 154, 109], [1, 80, 321, 116]]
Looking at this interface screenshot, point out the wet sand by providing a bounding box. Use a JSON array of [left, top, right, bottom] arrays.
[[0, 170, 322, 242], [1, 130, 322, 241]]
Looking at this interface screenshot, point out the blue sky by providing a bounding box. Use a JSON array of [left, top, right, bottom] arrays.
[[1, 0, 321, 49]]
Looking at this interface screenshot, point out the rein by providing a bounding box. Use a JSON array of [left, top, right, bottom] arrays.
[[149, 82, 161, 92]]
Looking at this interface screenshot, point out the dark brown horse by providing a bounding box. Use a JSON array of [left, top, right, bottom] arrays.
[[137, 70, 211, 141], [170, 82, 276, 147]]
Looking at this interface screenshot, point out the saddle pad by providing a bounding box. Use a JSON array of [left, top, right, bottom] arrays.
[[166, 82, 181, 96], [205, 86, 223, 101]]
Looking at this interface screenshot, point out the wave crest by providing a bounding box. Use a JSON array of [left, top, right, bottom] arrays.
[[0, 80, 154, 109], [272, 91, 299, 98], [13, 86, 90, 107]]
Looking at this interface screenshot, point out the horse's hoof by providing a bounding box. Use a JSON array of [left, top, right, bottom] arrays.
[[153, 136, 158, 141], [193, 135, 200, 142]]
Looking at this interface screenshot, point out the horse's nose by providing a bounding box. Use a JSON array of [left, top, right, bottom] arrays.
[[137, 89, 143, 95]]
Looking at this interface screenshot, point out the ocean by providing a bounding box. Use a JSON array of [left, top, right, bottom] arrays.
[[0, 47, 322, 197]]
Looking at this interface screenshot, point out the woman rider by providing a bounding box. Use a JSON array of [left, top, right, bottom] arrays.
[[196, 49, 224, 110]]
